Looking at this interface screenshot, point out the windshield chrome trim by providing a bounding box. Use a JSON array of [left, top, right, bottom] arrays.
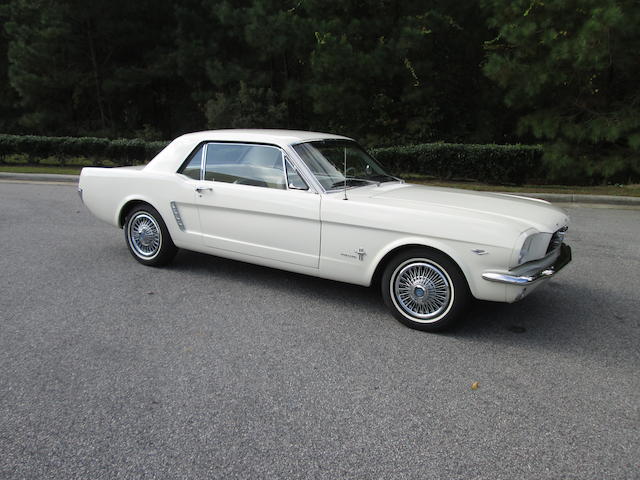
[[287, 140, 401, 194], [283, 144, 325, 194]]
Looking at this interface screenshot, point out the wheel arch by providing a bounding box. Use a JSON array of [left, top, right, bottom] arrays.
[[117, 197, 158, 228], [369, 240, 472, 294]]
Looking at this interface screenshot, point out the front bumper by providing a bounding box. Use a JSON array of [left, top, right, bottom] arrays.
[[482, 244, 572, 285]]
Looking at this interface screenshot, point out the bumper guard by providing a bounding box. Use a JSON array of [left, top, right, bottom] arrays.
[[482, 244, 572, 285]]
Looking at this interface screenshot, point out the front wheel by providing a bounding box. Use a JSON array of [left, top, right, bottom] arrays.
[[124, 204, 177, 266], [381, 248, 470, 332]]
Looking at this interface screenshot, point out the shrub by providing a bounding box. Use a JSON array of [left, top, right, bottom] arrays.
[[4, 133, 634, 185], [0, 134, 169, 166], [371, 143, 545, 185]]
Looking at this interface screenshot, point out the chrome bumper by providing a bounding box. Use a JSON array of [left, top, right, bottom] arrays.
[[482, 244, 572, 285]]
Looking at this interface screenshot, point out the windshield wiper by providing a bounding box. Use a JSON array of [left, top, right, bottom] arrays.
[[329, 175, 402, 189], [329, 177, 378, 189], [368, 174, 403, 183]]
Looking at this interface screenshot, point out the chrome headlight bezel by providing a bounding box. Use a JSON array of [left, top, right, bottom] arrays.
[[513, 230, 553, 267]]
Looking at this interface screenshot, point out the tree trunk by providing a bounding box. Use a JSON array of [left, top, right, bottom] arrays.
[[86, 19, 107, 130]]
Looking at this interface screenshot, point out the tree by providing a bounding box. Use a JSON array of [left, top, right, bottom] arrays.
[[174, 0, 308, 129], [0, 1, 19, 133], [483, 0, 640, 183], [3, 0, 197, 138], [299, 0, 510, 146]]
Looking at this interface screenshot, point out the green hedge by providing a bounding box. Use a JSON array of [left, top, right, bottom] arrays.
[[1, 133, 547, 185], [371, 143, 544, 185], [0, 134, 168, 165]]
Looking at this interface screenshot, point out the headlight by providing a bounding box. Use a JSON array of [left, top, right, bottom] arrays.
[[518, 235, 534, 264], [515, 230, 553, 266]]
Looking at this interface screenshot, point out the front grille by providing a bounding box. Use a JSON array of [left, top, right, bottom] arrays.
[[547, 226, 568, 254]]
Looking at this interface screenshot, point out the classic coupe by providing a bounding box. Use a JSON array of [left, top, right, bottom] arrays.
[[78, 129, 571, 331]]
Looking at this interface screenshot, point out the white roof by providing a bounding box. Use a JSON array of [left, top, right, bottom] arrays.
[[145, 129, 353, 172], [178, 129, 351, 145]]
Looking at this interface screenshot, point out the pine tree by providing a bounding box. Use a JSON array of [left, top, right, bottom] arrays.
[[483, 0, 640, 183], [4, 0, 197, 137]]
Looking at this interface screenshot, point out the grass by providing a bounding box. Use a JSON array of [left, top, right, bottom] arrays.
[[0, 165, 84, 175], [1, 164, 639, 197], [405, 177, 640, 197]]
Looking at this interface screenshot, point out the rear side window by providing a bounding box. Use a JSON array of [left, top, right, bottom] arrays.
[[180, 146, 203, 180], [203, 143, 286, 190]]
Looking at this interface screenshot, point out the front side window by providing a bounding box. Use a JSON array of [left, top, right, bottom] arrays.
[[181, 143, 288, 190], [292, 140, 396, 191]]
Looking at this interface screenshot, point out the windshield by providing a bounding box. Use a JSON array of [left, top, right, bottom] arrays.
[[292, 140, 398, 191]]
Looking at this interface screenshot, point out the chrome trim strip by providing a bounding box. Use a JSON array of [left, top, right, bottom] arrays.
[[283, 145, 323, 194], [170, 201, 185, 231], [482, 244, 572, 285], [200, 143, 207, 181]]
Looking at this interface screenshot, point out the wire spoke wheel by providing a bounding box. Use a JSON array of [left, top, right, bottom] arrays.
[[391, 259, 454, 323], [127, 212, 162, 259]]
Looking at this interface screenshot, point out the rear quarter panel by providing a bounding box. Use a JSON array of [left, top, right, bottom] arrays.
[[78, 167, 200, 248]]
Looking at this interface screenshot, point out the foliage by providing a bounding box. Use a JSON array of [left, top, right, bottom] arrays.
[[372, 143, 544, 185], [3, 0, 199, 137], [0, 0, 638, 183], [483, 0, 640, 184], [0, 133, 167, 165], [4, 132, 636, 184], [0, 0, 509, 145], [304, 1, 509, 145], [0, 133, 548, 185]]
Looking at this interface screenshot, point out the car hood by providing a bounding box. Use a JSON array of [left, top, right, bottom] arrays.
[[346, 183, 569, 233]]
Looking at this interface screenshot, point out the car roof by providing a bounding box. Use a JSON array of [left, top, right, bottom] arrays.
[[177, 129, 352, 145], [145, 129, 354, 173]]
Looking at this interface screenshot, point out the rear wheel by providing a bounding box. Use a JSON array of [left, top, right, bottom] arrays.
[[124, 204, 177, 266], [381, 248, 470, 332]]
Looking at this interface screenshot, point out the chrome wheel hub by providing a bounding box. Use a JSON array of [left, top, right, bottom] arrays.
[[393, 261, 452, 320], [129, 213, 161, 258]]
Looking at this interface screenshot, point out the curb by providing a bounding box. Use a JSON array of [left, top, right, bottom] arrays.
[[0, 172, 79, 183], [1, 172, 639, 206], [501, 191, 640, 206]]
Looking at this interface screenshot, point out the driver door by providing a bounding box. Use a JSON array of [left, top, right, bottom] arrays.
[[191, 142, 321, 268]]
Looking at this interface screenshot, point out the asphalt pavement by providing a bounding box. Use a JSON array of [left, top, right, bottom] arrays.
[[1, 172, 639, 206], [1, 181, 638, 479]]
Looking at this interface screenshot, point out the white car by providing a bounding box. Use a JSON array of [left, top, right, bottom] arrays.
[[78, 129, 571, 331]]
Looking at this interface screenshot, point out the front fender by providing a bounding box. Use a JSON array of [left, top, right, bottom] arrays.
[[364, 235, 512, 301]]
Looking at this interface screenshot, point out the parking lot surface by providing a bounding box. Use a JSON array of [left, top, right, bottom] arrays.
[[1, 181, 638, 479]]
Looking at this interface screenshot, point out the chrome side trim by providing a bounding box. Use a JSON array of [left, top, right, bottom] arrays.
[[77, 187, 84, 204], [283, 145, 324, 194], [201, 143, 207, 181], [170, 201, 185, 231], [482, 244, 572, 285]]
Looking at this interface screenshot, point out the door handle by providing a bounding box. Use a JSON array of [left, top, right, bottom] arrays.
[[195, 186, 213, 193]]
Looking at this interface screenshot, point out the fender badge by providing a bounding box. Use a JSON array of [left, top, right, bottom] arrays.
[[341, 248, 367, 261], [471, 249, 488, 255]]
